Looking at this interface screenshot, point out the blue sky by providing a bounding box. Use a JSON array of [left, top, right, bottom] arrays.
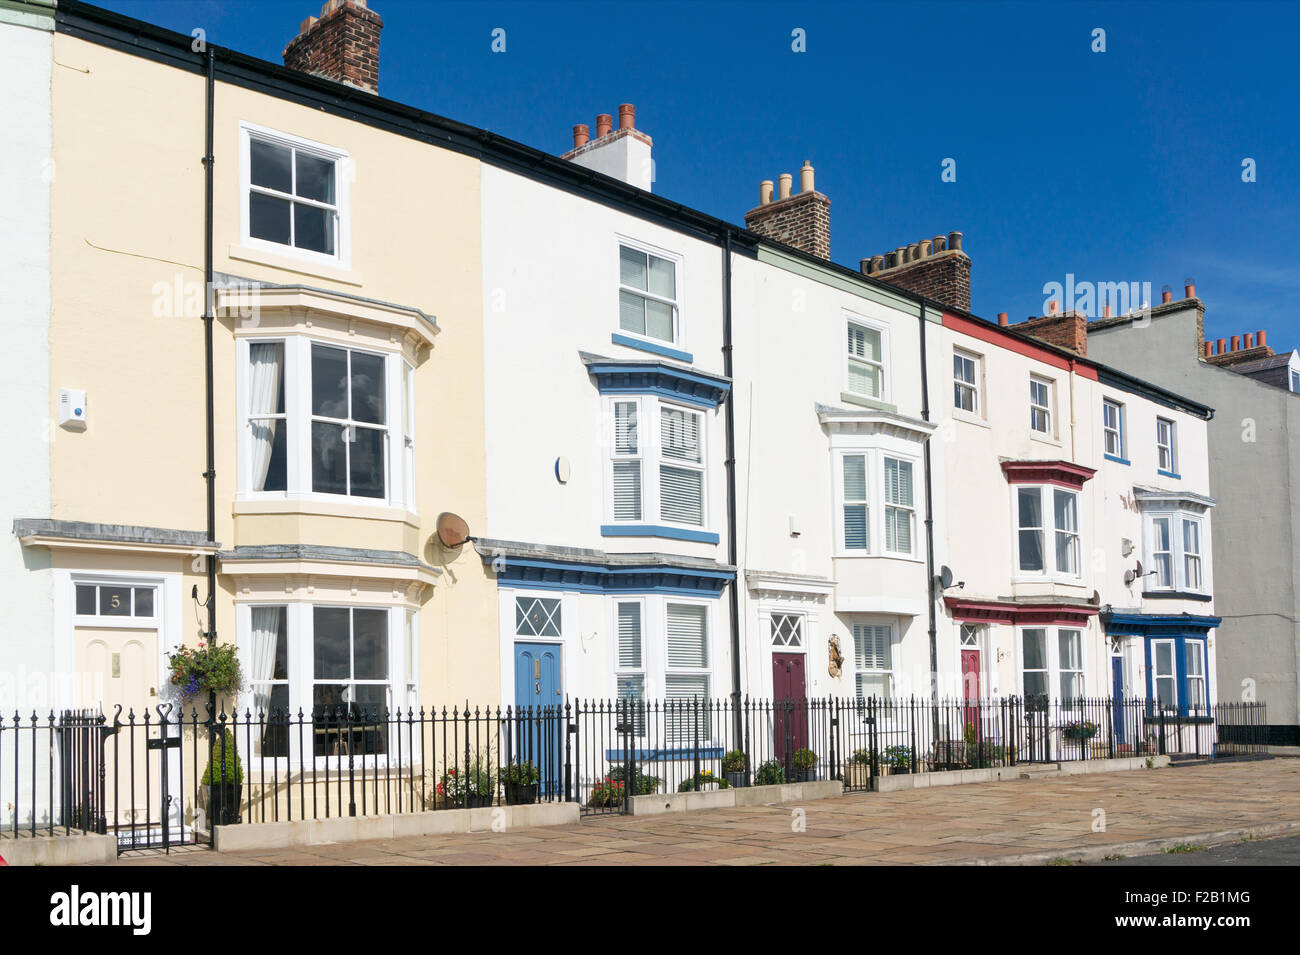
[[103, 0, 1299, 347]]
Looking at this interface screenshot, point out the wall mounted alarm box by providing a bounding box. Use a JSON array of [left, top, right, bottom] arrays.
[[58, 389, 87, 430]]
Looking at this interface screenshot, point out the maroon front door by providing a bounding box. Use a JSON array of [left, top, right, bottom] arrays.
[[772, 653, 808, 767], [961, 649, 981, 734]]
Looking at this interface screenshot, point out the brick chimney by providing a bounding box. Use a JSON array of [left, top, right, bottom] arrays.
[[744, 161, 831, 260], [860, 231, 971, 312], [562, 104, 654, 191], [283, 0, 383, 94], [1010, 308, 1089, 357]]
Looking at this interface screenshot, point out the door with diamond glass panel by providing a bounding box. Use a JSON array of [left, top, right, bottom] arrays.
[[513, 596, 564, 796]]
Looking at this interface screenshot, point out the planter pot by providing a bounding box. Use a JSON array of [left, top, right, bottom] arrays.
[[208, 782, 242, 826], [504, 782, 538, 805], [843, 763, 872, 789], [725, 771, 748, 788], [796, 769, 817, 782], [463, 794, 494, 809], [884, 764, 910, 776]]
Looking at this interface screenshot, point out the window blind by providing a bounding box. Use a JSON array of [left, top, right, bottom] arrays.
[[666, 604, 708, 668], [616, 602, 642, 669], [843, 455, 868, 550]]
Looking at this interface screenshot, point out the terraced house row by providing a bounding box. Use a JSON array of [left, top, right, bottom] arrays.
[[2, 0, 1284, 847]]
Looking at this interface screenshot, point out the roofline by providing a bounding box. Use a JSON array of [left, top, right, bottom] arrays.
[[55, 0, 1213, 421]]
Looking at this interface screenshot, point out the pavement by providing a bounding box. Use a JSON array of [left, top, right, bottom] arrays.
[[117, 757, 1300, 866]]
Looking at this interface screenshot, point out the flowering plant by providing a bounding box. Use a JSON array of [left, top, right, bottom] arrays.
[[437, 761, 494, 806], [587, 777, 626, 808], [677, 769, 729, 792], [1062, 720, 1100, 741], [167, 641, 242, 706]]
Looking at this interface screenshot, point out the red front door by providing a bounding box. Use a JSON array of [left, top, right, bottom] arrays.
[[773, 653, 808, 767], [961, 649, 981, 734]]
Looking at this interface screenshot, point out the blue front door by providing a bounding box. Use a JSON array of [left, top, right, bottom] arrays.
[[513, 642, 563, 794], [1111, 656, 1126, 744]]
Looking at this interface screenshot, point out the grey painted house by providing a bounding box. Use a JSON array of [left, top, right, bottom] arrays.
[[1087, 292, 1300, 745]]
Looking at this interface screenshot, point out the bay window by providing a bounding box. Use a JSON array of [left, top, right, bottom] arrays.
[[835, 450, 919, 558], [605, 396, 708, 532], [1186, 641, 1207, 716], [1015, 486, 1080, 578], [240, 336, 414, 509], [1143, 511, 1206, 593], [615, 601, 646, 733], [883, 457, 915, 555], [1152, 639, 1177, 709], [665, 602, 710, 743], [842, 455, 869, 552]]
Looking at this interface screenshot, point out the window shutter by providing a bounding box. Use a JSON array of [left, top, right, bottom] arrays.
[[614, 401, 638, 454], [616, 603, 642, 669], [612, 463, 641, 521], [853, 625, 891, 670], [666, 604, 708, 668], [660, 407, 700, 462], [843, 455, 868, 550]]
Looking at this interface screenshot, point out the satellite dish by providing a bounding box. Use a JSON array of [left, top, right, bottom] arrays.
[[1123, 560, 1144, 586], [938, 566, 955, 590], [436, 512, 472, 549]]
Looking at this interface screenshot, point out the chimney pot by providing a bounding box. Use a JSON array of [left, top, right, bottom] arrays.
[[1048, 300, 1059, 314], [1204, 341, 1214, 357], [870, 255, 884, 274], [778, 173, 793, 200], [1245, 332, 1255, 349], [596, 113, 613, 137], [1161, 286, 1173, 304], [932, 235, 946, 252], [1230, 335, 1241, 351], [1217, 338, 1227, 354], [947, 230, 963, 252], [1258, 329, 1267, 348], [919, 239, 932, 258], [1103, 304, 1112, 318], [800, 160, 815, 194], [572, 124, 590, 148], [759, 180, 774, 205], [618, 103, 635, 130], [998, 312, 1009, 326], [1184, 280, 1196, 299], [907, 243, 919, 262]]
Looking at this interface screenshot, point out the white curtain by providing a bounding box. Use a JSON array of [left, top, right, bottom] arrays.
[[250, 606, 282, 716], [248, 343, 283, 491]]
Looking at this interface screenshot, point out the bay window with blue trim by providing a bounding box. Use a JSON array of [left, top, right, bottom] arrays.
[[1102, 612, 1218, 719]]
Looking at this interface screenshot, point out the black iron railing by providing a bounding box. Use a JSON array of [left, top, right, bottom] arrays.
[[0, 696, 1270, 845]]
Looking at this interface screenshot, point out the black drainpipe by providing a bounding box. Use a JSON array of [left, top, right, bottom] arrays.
[[919, 301, 939, 706], [201, 48, 217, 647], [722, 231, 742, 742]]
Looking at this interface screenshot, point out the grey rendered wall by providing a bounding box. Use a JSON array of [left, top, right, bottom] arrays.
[[1088, 307, 1299, 741]]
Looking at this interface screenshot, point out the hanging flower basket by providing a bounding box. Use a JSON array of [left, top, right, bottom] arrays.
[[167, 641, 243, 707]]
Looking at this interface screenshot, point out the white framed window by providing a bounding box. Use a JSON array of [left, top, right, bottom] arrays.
[[953, 349, 979, 414], [1291, 370, 1300, 393], [664, 602, 711, 743], [614, 600, 646, 734], [1015, 485, 1080, 578], [1156, 417, 1177, 473], [618, 244, 679, 344], [1020, 626, 1085, 702], [248, 605, 290, 757], [770, 613, 803, 647], [239, 336, 411, 509], [1103, 398, 1125, 458], [883, 457, 915, 556], [853, 623, 893, 700], [841, 454, 869, 552], [74, 581, 158, 620], [605, 396, 708, 530], [846, 319, 886, 400], [1143, 512, 1206, 593], [1152, 638, 1177, 710], [240, 123, 349, 266], [1029, 375, 1053, 434], [1186, 641, 1207, 715], [403, 610, 418, 704]]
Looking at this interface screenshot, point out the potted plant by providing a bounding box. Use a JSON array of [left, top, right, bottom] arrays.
[[500, 761, 540, 805], [792, 748, 818, 782], [753, 759, 785, 787], [882, 744, 913, 775], [678, 769, 729, 792], [167, 640, 242, 709], [1062, 720, 1099, 743], [722, 749, 748, 788], [202, 729, 243, 826], [438, 760, 495, 808], [844, 747, 873, 788]]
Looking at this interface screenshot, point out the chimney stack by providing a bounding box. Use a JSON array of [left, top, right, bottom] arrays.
[[1008, 304, 1089, 356], [745, 160, 831, 260], [562, 103, 654, 191], [859, 229, 972, 312], [283, 0, 383, 94]]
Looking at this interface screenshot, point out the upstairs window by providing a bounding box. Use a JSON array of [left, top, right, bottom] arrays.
[[1156, 418, 1177, 474], [841, 454, 869, 552], [1144, 512, 1205, 593], [659, 405, 705, 526], [310, 344, 388, 500], [243, 125, 347, 262], [836, 450, 920, 558], [846, 321, 885, 400], [953, 350, 979, 413], [619, 245, 678, 344], [1029, 376, 1053, 434], [1103, 398, 1125, 458], [1016, 486, 1080, 577], [883, 457, 915, 556], [605, 396, 708, 531]]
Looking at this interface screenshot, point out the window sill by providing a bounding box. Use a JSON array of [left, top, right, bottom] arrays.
[[234, 497, 420, 527], [952, 410, 990, 430], [839, 392, 898, 413], [1157, 469, 1182, 480], [228, 242, 363, 287], [600, 524, 719, 545], [611, 332, 693, 364], [1142, 590, 1212, 602], [834, 551, 924, 564], [1030, 431, 1063, 448], [1104, 453, 1131, 466]]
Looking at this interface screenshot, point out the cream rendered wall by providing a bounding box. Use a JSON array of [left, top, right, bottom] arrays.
[[0, 8, 54, 712], [730, 253, 931, 700], [48, 34, 495, 707]]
